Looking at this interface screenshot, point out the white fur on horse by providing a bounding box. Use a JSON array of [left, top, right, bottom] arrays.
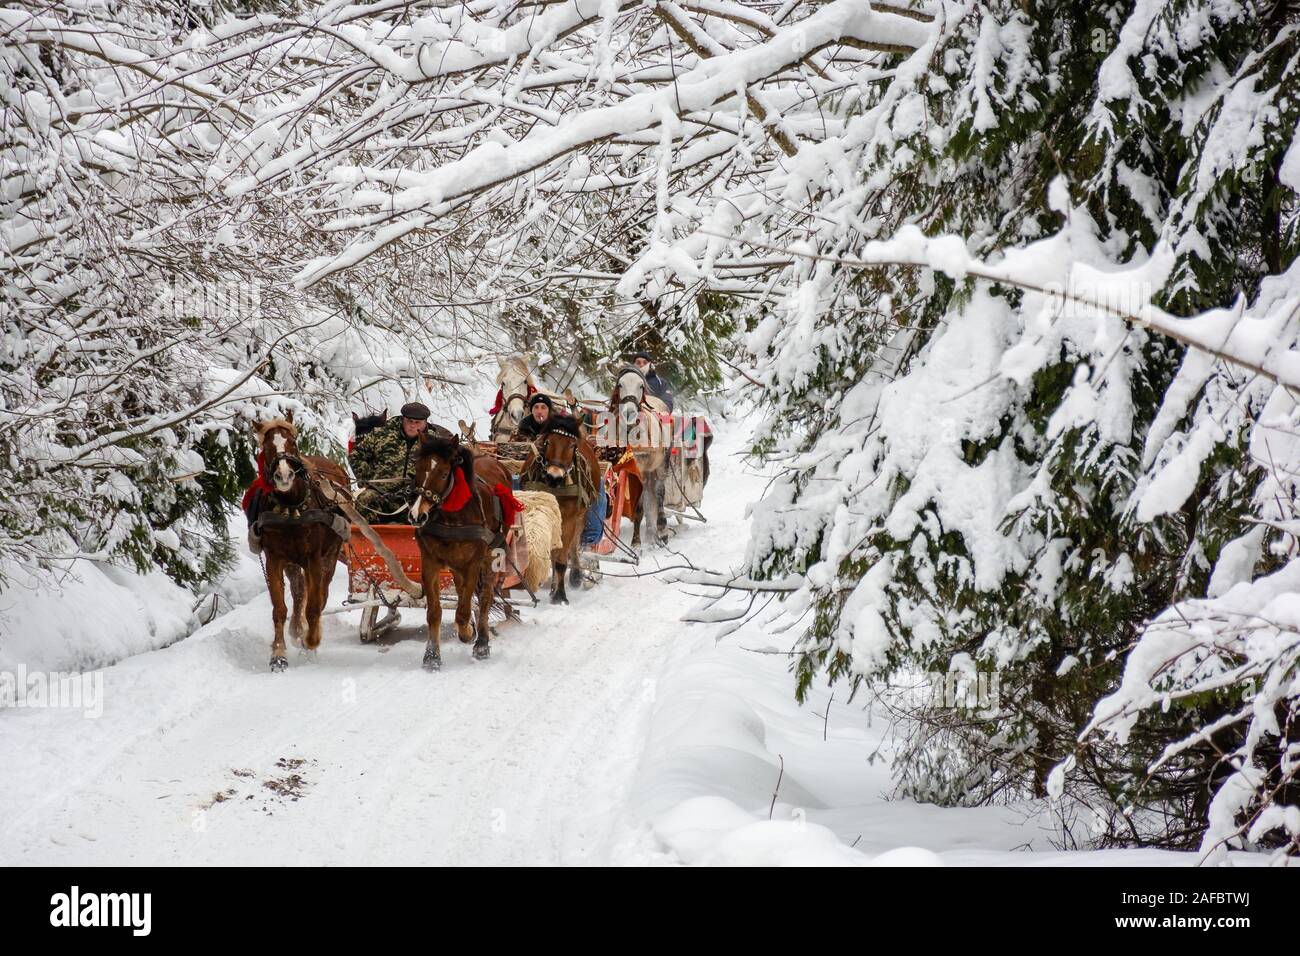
[[515, 491, 562, 592]]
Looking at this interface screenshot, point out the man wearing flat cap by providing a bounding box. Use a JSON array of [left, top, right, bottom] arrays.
[[349, 400, 433, 522]]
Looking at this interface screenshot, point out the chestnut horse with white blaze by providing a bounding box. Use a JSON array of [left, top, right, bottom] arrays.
[[409, 428, 511, 671], [253, 414, 350, 672]]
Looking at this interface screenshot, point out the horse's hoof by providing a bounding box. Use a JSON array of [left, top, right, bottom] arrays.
[[551, 593, 568, 606], [422, 650, 442, 672], [269, 657, 288, 673], [472, 642, 490, 661], [568, 568, 583, 588], [298, 647, 318, 662]]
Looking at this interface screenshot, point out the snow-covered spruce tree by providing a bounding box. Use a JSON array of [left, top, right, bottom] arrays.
[[747, 0, 1299, 848], [1057, 0, 1300, 856]]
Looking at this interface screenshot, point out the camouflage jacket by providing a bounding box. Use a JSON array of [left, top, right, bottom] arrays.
[[349, 417, 419, 523]]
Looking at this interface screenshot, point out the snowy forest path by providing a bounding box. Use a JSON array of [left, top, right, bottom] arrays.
[[0, 427, 755, 866]]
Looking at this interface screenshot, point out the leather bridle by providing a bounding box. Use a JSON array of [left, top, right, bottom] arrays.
[[539, 427, 580, 479], [263, 429, 311, 508], [411, 453, 458, 523]]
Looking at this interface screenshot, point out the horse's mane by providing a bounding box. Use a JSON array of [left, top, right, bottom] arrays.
[[417, 427, 458, 460], [256, 418, 297, 439], [417, 426, 475, 484], [545, 413, 582, 440], [496, 356, 531, 386]]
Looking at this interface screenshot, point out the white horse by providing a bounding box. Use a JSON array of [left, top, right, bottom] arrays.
[[611, 365, 670, 548], [492, 356, 578, 441], [491, 356, 537, 442]]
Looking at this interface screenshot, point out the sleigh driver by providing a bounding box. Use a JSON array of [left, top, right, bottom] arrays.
[[348, 401, 433, 523]]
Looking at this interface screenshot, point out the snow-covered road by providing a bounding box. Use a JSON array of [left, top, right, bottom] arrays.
[[2, 420, 1249, 866], [1, 423, 763, 866]]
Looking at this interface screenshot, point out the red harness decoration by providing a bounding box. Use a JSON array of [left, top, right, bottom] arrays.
[[488, 382, 538, 415], [241, 451, 275, 514], [492, 484, 525, 529], [439, 467, 474, 512]]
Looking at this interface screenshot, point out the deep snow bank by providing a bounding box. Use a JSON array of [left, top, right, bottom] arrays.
[[0, 518, 266, 675]]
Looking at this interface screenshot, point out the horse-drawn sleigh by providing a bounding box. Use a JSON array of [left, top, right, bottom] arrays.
[[247, 363, 711, 672]]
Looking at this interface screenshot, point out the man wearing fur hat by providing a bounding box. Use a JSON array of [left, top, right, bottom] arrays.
[[349, 401, 432, 522], [511, 393, 554, 441]]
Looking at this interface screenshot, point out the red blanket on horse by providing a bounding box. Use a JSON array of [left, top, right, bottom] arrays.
[[241, 451, 274, 514], [437, 468, 525, 530]]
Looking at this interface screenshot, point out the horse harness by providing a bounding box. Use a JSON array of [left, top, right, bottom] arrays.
[[255, 449, 350, 541], [614, 365, 653, 415], [522, 428, 596, 506], [413, 456, 506, 547], [491, 390, 532, 436]]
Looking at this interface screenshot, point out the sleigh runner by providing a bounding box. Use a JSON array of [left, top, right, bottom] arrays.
[[343, 515, 532, 643]]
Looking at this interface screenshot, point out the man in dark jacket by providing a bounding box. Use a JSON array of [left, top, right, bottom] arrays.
[[349, 401, 431, 522], [631, 351, 674, 412], [511, 393, 553, 441]]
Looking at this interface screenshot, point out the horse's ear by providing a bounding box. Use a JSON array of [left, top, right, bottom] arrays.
[[285, 409, 294, 424], [380, 410, 388, 423], [352, 411, 359, 425]]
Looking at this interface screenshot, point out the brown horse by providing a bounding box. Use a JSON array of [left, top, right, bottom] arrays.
[[253, 414, 350, 672], [409, 428, 511, 671], [521, 415, 599, 605]]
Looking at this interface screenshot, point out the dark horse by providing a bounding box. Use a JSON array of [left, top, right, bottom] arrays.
[[409, 428, 511, 671], [522, 414, 599, 605], [351, 409, 388, 444], [253, 414, 350, 672]]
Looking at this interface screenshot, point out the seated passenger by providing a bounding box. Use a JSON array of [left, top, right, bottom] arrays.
[[512, 393, 553, 441]]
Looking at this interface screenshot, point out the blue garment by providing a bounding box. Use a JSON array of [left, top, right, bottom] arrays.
[[582, 477, 607, 545], [645, 371, 675, 412]]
